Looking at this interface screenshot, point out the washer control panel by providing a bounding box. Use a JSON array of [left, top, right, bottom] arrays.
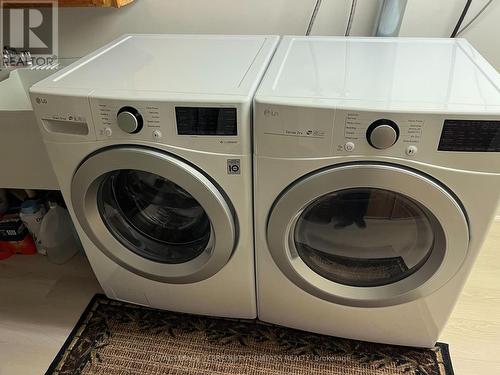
[[336, 111, 424, 157], [95, 101, 163, 141], [90, 98, 244, 154]]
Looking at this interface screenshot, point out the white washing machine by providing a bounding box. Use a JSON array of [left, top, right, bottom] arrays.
[[254, 37, 500, 346], [30, 34, 279, 318]]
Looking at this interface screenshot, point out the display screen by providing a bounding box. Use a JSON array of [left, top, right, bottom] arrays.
[[176, 107, 237, 136], [438, 119, 500, 152]]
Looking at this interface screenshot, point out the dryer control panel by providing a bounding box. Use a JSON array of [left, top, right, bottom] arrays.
[[255, 103, 500, 172], [335, 110, 500, 158], [331, 109, 500, 172], [337, 111, 424, 157]]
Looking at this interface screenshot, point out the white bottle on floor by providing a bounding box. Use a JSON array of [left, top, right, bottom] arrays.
[[39, 202, 80, 264], [20, 200, 47, 255]]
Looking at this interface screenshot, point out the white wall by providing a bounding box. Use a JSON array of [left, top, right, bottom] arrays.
[[57, 0, 500, 72], [399, 0, 500, 71], [57, 0, 318, 58]]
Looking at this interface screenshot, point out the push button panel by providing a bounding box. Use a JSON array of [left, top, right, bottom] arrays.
[[336, 110, 424, 157], [93, 100, 163, 141]]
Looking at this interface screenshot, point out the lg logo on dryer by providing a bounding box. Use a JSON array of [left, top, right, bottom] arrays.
[[263, 108, 279, 117], [35, 97, 47, 104]]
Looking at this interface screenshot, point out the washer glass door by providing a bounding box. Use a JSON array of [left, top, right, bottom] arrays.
[[72, 147, 236, 284], [98, 169, 211, 264], [267, 163, 469, 307]]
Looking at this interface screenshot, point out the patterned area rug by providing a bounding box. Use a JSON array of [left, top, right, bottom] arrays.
[[46, 295, 454, 375]]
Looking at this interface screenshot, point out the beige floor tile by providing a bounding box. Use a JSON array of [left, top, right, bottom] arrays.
[[0, 254, 102, 375]]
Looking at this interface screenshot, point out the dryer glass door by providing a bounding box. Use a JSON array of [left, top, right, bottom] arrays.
[[267, 163, 469, 307], [72, 147, 236, 284], [294, 188, 435, 288]]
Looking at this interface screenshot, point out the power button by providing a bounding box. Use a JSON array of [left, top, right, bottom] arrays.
[[406, 145, 418, 156], [344, 142, 355, 152], [152, 130, 162, 140]]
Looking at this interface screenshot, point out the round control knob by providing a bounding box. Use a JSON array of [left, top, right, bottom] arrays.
[[366, 119, 399, 149], [117, 106, 143, 134]]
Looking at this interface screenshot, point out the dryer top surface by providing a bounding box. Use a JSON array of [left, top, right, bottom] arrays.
[[256, 37, 500, 114]]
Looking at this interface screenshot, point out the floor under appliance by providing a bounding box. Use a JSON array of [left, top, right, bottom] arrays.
[[0, 222, 499, 374]]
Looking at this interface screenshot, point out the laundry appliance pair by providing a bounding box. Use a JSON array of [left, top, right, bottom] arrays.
[[31, 35, 500, 347]]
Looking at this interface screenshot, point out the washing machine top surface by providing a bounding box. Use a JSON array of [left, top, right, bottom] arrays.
[[257, 37, 500, 113], [33, 34, 279, 97]]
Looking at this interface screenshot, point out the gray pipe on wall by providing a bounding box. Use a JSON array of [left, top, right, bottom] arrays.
[[374, 0, 408, 37]]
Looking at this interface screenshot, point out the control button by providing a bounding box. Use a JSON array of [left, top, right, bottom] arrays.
[[344, 142, 355, 152], [104, 127, 112, 137], [152, 130, 162, 140], [117, 106, 143, 134], [406, 145, 418, 156], [366, 119, 400, 149]]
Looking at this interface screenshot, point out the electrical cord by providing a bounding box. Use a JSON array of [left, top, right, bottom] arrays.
[[456, 0, 495, 36], [345, 0, 358, 36], [451, 0, 472, 37], [306, 0, 323, 36]]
